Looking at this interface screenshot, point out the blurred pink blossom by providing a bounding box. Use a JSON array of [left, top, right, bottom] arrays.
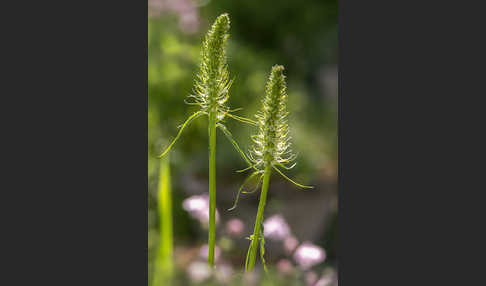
[[305, 271, 319, 286], [293, 242, 326, 270], [284, 235, 299, 254], [187, 261, 211, 283], [179, 10, 199, 34], [314, 268, 338, 286], [226, 218, 245, 237], [148, 0, 200, 34], [314, 275, 334, 286], [263, 214, 291, 241], [182, 194, 220, 226], [199, 244, 221, 263], [277, 259, 294, 275], [182, 194, 207, 212], [242, 271, 259, 286], [214, 263, 233, 284]]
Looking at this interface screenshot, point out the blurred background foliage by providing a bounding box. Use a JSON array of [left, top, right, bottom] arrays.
[[148, 0, 337, 285]]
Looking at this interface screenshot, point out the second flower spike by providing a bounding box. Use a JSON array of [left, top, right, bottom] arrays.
[[233, 65, 313, 272]]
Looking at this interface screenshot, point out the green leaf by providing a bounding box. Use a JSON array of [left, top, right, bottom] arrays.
[[273, 166, 314, 189], [158, 111, 204, 158], [225, 112, 257, 126]]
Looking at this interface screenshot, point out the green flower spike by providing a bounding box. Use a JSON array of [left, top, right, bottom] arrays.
[[229, 65, 313, 212], [236, 65, 314, 273], [159, 13, 255, 159], [158, 13, 254, 268]]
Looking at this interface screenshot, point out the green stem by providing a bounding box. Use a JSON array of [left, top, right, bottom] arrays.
[[208, 111, 217, 267], [154, 154, 173, 285], [247, 165, 272, 271]]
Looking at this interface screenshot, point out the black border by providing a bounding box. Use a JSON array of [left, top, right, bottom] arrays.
[[4, 0, 476, 283], [2, 0, 148, 284]]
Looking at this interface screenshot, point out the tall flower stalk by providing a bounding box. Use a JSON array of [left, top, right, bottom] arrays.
[[159, 13, 255, 267], [232, 65, 313, 272]]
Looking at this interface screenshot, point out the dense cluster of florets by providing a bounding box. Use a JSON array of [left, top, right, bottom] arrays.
[[159, 13, 254, 160], [188, 13, 232, 121], [249, 65, 296, 169]]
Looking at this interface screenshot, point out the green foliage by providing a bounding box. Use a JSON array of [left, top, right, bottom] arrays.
[[153, 156, 174, 285]]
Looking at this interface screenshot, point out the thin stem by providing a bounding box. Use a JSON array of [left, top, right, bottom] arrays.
[[154, 154, 173, 285], [158, 111, 203, 158], [208, 111, 217, 267], [247, 165, 272, 271]]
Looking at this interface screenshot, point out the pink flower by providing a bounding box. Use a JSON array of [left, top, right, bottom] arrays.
[[305, 271, 319, 286], [226, 218, 245, 237], [199, 244, 221, 263], [284, 235, 299, 254], [293, 242, 326, 270], [182, 194, 208, 212], [263, 214, 291, 241], [315, 268, 337, 286], [148, 0, 200, 33], [314, 276, 334, 286], [277, 259, 294, 275], [214, 263, 233, 284], [182, 194, 219, 227], [187, 261, 211, 283], [242, 271, 259, 286]]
